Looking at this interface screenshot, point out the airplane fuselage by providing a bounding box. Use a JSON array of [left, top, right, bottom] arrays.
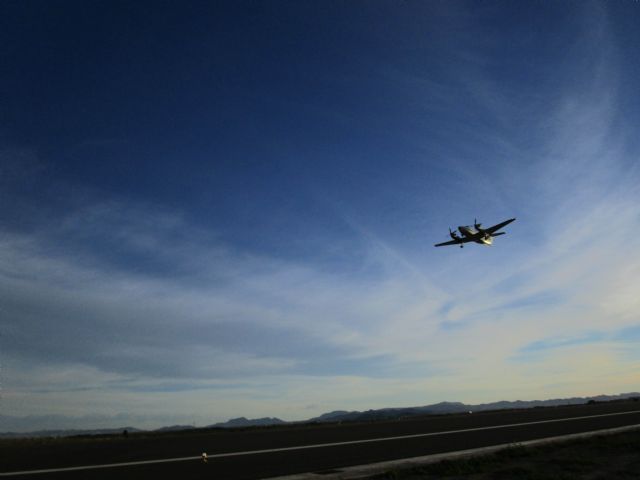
[[458, 226, 493, 245], [434, 218, 514, 248]]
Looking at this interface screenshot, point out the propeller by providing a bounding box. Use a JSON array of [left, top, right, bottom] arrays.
[[449, 227, 459, 240], [474, 218, 482, 229]]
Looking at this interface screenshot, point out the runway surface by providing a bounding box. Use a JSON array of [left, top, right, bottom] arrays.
[[2, 401, 639, 479]]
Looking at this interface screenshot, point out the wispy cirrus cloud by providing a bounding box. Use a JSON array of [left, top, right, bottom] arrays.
[[2, 2, 640, 432]]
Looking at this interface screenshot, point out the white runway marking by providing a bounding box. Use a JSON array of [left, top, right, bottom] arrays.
[[2, 409, 639, 476]]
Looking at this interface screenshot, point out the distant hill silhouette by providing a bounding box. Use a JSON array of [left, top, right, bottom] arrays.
[[207, 417, 287, 428], [307, 393, 640, 423], [2, 392, 638, 437]]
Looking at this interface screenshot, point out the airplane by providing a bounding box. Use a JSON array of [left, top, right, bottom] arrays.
[[434, 218, 516, 248]]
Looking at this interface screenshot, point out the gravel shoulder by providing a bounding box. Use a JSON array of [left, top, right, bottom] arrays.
[[373, 428, 640, 480]]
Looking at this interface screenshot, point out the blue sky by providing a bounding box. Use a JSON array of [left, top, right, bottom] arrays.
[[1, 1, 640, 431]]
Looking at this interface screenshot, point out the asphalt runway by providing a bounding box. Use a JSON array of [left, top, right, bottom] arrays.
[[2, 401, 640, 479]]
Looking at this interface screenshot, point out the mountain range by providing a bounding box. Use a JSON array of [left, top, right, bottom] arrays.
[[2, 392, 638, 437], [304, 392, 640, 423]]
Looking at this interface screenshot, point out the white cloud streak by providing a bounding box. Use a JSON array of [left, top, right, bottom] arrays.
[[2, 2, 639, 431]]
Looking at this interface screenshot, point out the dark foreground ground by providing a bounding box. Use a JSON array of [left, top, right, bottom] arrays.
[[1, 400, 639, 479], [374, 428, 640, 480]]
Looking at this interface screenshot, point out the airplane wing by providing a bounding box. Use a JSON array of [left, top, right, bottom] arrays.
[[485, 218, 516, 235], [434, 237, 474, 247]]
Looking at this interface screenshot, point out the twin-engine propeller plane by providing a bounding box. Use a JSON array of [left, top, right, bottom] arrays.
[[434, 218, 516, 248]]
